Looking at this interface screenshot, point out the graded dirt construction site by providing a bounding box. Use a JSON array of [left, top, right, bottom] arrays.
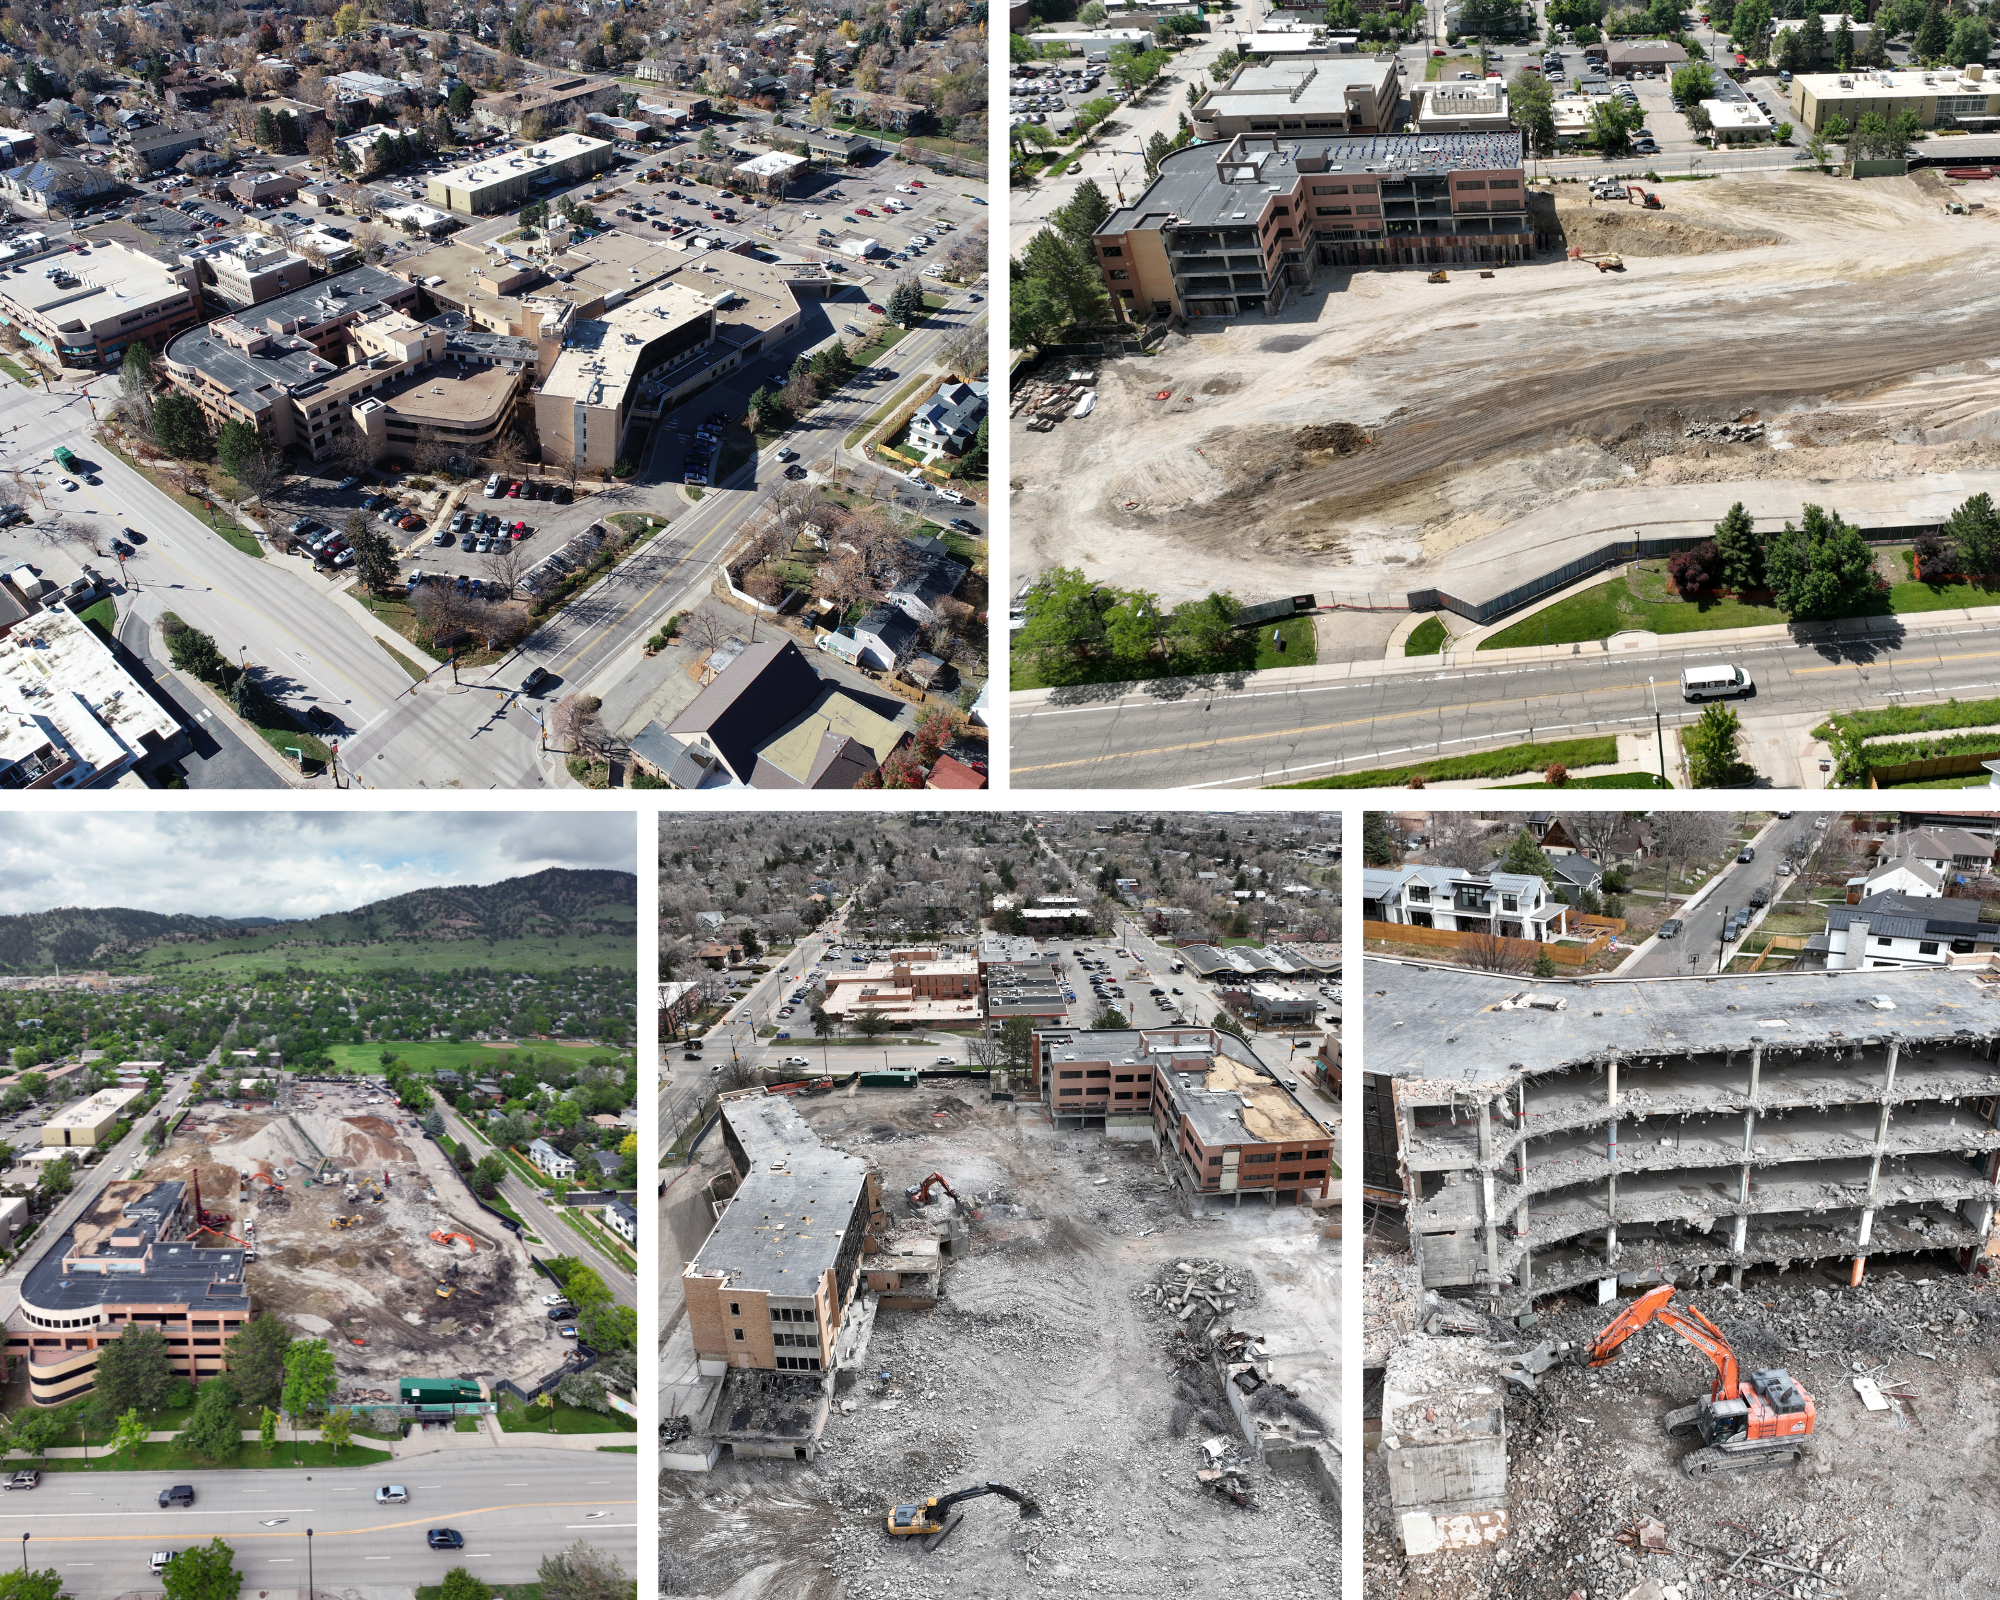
[[1012, 170, 2000, 610], [1364, 1260, 2000, 1600], [658, 1086, 1337, 1600], [153, 1081, 561, 1392]]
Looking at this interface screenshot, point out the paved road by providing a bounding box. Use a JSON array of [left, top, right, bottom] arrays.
[[1012, 616, 2000, 789], [1623, 813, 1817, 977], [0, 1455, 636, 1598], [434, 1109, 635, 1311]]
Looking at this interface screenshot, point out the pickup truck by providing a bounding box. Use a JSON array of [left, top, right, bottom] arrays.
[[5, 1470, 39, 1490]]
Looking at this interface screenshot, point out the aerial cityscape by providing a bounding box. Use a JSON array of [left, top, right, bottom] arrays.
[[0, 0, 988, 790], [1009, 0, 2000, 792], [657, 810, 1339, 1597], [0, 813, 638, 1598]]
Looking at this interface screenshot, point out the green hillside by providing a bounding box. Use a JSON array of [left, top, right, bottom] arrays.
[[130, 931, 635, 976]]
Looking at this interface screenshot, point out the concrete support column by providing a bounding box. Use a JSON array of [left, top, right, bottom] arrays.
[[1480, 1169, 1501, 1284], [1748, 1040, 1763, 1099], [1606, 1222, 1619, 1262], [1731, 1213, 1747, 1254], [1864, 1041, 1903, 1206], [1858, 1208, 1875, 1247]]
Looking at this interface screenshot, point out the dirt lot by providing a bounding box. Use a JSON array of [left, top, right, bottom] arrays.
[[1364, 1256, 2000, 1600], [153, 1082, 561, 1392], [1012, 172, 2000, 607], [659, 1087, 1338, 1600]]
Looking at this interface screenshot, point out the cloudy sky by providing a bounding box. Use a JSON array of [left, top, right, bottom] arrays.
[[0, 814, 637, 921]]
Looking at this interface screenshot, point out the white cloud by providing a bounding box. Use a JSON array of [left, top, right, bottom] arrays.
[[0, 813, 636, 920]]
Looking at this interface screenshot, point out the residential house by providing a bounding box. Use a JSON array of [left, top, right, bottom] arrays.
[[583, 1148, 622, 1183], [907, 379, 987, 458], [882, 536, 968, 625], [844, 604, 919, 673], [1808, 891, 2000, 970], [526, 1138, 577, 1180], [833, 90, 926, 130], [605, 1199, 638, 1243], [1550, 854, 1604, 907], [1361, 865, 1569, 942]]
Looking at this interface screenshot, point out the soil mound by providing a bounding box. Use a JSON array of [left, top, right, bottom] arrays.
[[1294, 421, 1370, 454]]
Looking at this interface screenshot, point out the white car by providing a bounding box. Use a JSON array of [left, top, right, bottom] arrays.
[[541, 1293, 566, 1305], [781, 1056, 810, 1067]]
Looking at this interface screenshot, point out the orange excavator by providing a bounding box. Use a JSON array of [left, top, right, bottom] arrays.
[[905, 1172, 959, 1211], [1580, 1284, 1815, 1478], [429, 1229, 477, 1252]]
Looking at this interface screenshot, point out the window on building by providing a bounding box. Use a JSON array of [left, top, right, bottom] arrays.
[[1490, 179, 1519, 190], [1109, 269, 1129, 280], [1920, 941, 1940, 955], [1876, 936, 1894, 947], [1244, 1151, 1277, 1165], [1311, 183, 1349, 194], [732, 1328, 744, 1342], [1100, 245, 1124, 258], [1207, 1156, 1222, 1168], [729, 1301, 740, 1316], [1058, 1070, 1082, 1080]]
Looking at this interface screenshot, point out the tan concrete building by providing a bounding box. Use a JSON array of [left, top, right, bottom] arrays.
[[0, 240, 202, 368], [471, 75, 622, 135], [534, 282, 716, 474], [1787, 64, 2000, 134], [427, 133, 616, 216], [1094, 131, 1530, 320], [1191, 51, 1402, 139], [6, 1180, 250, 1406], [42, 1086, 145, 1149]]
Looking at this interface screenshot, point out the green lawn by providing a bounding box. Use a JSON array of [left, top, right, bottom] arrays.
[[496, 1403, 635, 1436], [373, 635, 429, 680], [845, 367, 930, 450], [1275, 736, 1619, 789], [323, 1041, 623, 1075], [6, 1440, 390, 1473], [0, 354, 32, 385], [98, 438, 264, 559], [1495, 771, 1671, 789], [1405, 616, 1448, 656], [134, 933, 634, 978], [598, 1443, 638, 1453], [75, 597, 116, 632], [1252, 615, 1318, 671]]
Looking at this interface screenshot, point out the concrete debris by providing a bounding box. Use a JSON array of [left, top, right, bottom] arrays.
[[1683, 420, 1766, 442]]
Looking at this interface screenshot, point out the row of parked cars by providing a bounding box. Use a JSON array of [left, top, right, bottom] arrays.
[[484, 474, 575, 504]]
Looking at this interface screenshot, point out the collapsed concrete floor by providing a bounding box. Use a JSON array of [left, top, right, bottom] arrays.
[[154, 1081, 566, 1389], [658, 1087, 1338, 1600], [1364, 1254, 2000, 1600]]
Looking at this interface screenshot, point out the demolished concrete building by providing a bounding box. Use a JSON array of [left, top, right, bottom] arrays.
[[1367, 958, 2000, 1315]]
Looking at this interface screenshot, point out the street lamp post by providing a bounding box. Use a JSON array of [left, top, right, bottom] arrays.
[[21, 1531, 28, 1572], [306, 1529, 313, 1600]]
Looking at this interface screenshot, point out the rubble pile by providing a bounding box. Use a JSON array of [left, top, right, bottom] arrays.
[[1008, 370, 1097, 434], [1684, 420, 1766, 442]]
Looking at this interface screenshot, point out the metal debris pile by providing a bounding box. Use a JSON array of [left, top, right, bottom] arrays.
[[1684, 420, 1766, 442]]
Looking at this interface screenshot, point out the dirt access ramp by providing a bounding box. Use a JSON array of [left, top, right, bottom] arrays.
[[155, 1094, 557, 1390], [659, 1089, 1337, 1600], [1010, 171, 2000, 608], [1364, 1265, 2000, 1600]]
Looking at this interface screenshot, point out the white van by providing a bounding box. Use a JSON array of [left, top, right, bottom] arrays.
[[484, 473, 502, 498], [1680, 665, 1753, 702]]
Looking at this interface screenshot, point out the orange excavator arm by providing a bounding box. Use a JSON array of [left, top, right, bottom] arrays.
[[1585, 1285, 1741, 1398]]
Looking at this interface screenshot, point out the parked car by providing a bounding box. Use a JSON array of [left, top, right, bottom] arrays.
[[1659, 918, 1683, 939]]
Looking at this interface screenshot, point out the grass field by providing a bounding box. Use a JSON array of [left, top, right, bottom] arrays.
[[130, 931, 634, 977], [496, 1403, 635, 1436], [1405, 616, 1448, 656], [1276, 736, 1619, 789], [322, 1041, 622, 1076], [1495, 772, 1670, 789], [5, 1440, 391, 1473]]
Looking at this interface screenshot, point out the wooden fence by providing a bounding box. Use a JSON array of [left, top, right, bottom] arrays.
[[1363, 920, 1615, 967], [1867, 750, 2000, 787]]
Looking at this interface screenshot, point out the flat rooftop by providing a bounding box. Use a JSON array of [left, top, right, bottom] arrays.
[[1201, 52, 1397, 118], [45, 1085, 143, 1130], [1365, 959, 2000, 1090], [0, 606, 181, 782], [434, 133, 611, 191], [3, 240, 187, 320], [19, 1180, 249, 1315], [539, 281, 716, 405], [686, 1147, 868, 1293], [1158, 1053, 1323, 1145], [365, 360, 519, 425]]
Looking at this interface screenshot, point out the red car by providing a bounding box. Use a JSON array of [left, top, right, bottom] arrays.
[[867, 302, 885, 313], [506, 482, 522, 497], [511, 520, 530, 539], [909, 179, 925, 187], [855, 207, 875, 217]]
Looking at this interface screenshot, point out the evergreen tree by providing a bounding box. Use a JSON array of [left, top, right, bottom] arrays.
[[1764, 503, 1876, 619], [1916, 0, 1950, 60], [1712, 500, 1762, 591], [152, 393, 212, 459], [1500, 829, 1557, 885], [1362, 811, 1397, 867], [1943, 492, 2000, 576]]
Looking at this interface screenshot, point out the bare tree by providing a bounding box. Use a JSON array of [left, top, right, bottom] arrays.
[[941, 325, 986, 379], [1425, 813, 1494, 873], [811, 545, 872, 621], [1650, 811, 1736, 897], [962, 1030, 1003, 1069], [553, 692, 609, 758], [1460, 930, 1532, 974], [410, 582, 479, 646], [680, 609, 731, 661], [482, 541, 525, 600], [1564, 812, 1627, 864], [34, 518, 98, 557]]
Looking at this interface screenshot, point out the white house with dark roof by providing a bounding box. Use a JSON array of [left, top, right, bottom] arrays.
[[907, 379, 988, 457], [527, 1138, 576, 1180]]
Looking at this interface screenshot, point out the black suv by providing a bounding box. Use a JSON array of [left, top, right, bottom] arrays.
[[160, 1486, 195, 1508]]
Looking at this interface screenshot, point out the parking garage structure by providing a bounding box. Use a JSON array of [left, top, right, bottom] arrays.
[[1366, 959, 2000, 1316], [8, 1180, 249, 1406]]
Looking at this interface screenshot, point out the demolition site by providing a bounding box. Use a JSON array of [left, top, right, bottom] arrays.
[[148, 1078, 564, 1393], [659, 1057, 1338, 1600], [1362, 957, 2000, 1600]]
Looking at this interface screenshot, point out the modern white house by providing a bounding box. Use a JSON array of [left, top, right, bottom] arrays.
[[1360, 865, 1570, 942], [527, 1137, 577, 1180]]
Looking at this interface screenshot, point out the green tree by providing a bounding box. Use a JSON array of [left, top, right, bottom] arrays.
[[161, 1539, 241, 1600], [884, 277, 926, 328], [151, 393, 212, 459], [438, 1570, 487, 1600], [472, 1153, 507, 1196], [345, 523, 400, 593], [537, 1541, 635, 1600], [9, 1407, 60, 1464], [111, 1406, 150, 1458], [176, 1380, 241, 1460], [1531, 950, 1558, 978], [1712, 501, 1762, 592], [93, 1325, 171, 1415], [1949, 14, 1990, 65], [1009, 273, 1068, 348], [279, 1337, 335, 1419], [258, 1407, 278, 1450], [1943, 493, 2000, 575], [1363, 811, 1397, 866], [224, 1313, 291, 1411], [1013, 566, 1110, 685], [1684, 701, 1749, 786], [578, 1302, 636, 1352], [853, 1011, 893, 1040], [1509, 68, 1556, 155], [448, 83, 475, 118], [1089, 1004, 1128, 1029], [1915, 0, 1950, 60], [0, 1571, 64, 1600], [1018, 227, 1105, 330], [1162, 592, 1240, 669], [1053, 179, 1114, 246], [746, 386, 783, 430], [319, 1407, 354, 1456], [1500, 829, 1557, 885], [1764, 503, 1876, 619], [1670, 62, 1714, 105], [254, 107, 277, 147], [1730, 0, 1770, 48]]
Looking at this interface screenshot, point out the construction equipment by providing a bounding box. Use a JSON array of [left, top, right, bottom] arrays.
[[1628, 184, 1662, 209], [429, 1230, 476, 1252], [329, 1215, 359, 1231], [1521, 1285, 1816, 1477], [885, 1482, 1042, 1552], [1426, 268, 1448, 283], [435, 1282, 455, 1298], [905, 1172, 959, 1210]]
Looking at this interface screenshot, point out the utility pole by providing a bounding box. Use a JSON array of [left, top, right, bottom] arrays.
[[1648, 677, 1668, 788], [1717, 906, 1731, 974]]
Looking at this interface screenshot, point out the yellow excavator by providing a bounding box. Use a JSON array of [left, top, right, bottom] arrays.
[[886, 1482, 1041, 1553]]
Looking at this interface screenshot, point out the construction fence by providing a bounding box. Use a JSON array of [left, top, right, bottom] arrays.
[[1362, 919, 1620, 967], [1865, 750, 2000, 787]]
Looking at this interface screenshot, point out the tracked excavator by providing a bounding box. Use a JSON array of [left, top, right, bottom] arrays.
[[1512, 1284, 1815, 1478], [905, 1172, 959, 1211], [886, 1482, 1042, 1553]]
